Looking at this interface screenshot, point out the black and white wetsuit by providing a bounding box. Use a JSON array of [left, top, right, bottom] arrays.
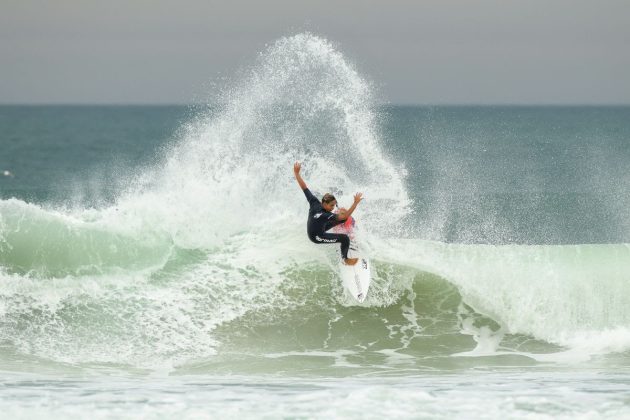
[[303, 188, 350, 259]]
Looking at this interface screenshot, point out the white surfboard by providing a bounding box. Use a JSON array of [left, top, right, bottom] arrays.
[[334, 217, 371, 303]]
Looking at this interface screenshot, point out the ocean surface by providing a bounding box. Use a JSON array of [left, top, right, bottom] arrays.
[[1, 34, 630, 419]]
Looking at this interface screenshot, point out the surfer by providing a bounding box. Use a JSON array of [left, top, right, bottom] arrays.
[[293, 162, 363, 266]]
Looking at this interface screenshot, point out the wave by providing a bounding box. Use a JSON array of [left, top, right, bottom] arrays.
[[1, 34, 630, 371], [0, 199, 172, 277], [378, 239, 630, 358]]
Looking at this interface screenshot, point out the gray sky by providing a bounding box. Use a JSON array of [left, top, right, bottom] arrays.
[[1, 0, 629, 104]]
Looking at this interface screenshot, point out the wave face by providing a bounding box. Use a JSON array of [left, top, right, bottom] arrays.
[[1, 34, 630, 373]]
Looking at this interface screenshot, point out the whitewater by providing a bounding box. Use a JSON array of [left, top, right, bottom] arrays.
[[1, 34, 630, 418]]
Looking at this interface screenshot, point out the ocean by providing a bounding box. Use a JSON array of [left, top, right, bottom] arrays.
[[1, 34, 629, 419]]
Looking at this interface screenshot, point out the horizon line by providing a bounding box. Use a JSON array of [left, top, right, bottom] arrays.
[[1, 102, 630, 107]]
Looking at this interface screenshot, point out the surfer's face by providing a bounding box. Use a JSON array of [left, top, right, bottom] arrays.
[[322, 200, 337, 212]]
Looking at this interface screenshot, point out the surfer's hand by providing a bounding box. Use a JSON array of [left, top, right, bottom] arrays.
[[293, 162, 301, 175], [353, 193, 363, 204]]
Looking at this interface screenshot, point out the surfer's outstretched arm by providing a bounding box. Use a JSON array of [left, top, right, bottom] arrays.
[[295, 162, 320, 206], [293, 162, 308, 190], [337, 193, 363, 221]]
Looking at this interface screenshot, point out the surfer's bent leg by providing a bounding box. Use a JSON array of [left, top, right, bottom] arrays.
[[310, 233, 350, 259]]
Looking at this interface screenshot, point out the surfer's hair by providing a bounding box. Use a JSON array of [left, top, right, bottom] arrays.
[[322, 193, 336, 204]]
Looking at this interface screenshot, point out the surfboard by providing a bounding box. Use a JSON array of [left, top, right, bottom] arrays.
[[333, 216, 371, 303]]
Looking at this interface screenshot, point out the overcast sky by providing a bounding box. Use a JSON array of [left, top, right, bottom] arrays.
[[1, 0, 629, 104]]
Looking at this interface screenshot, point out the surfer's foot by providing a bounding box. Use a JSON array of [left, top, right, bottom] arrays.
[[343, 257, 359, 266]]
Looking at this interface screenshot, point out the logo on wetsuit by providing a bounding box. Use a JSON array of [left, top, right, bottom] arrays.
[[315, 235, 337, 243]]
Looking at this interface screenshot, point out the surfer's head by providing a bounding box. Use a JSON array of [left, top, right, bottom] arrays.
[[322, 193, 337, 211]]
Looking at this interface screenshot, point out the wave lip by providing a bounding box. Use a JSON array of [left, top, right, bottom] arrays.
[[0, 199, 172, 277], [377, 239, 630, 359]]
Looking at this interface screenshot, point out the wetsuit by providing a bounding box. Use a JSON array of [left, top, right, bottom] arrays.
[[303, 188, 350, 259]]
